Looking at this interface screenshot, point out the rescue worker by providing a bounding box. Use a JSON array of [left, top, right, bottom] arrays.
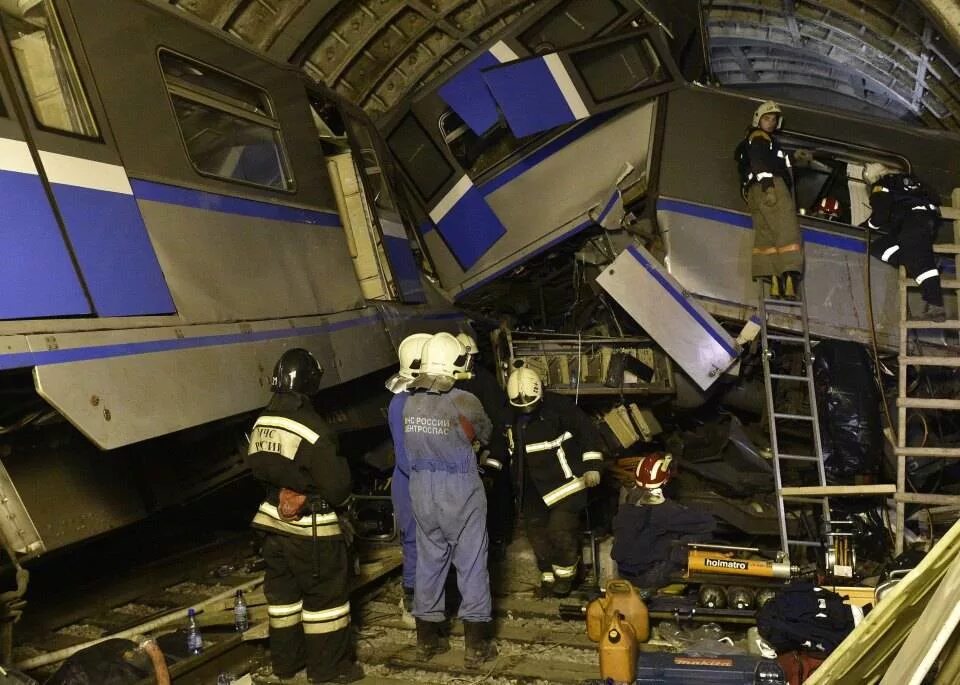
[[735, 100, 803, 298], [612, 454, 716, 589], [246, 348, 363, 684], [455, 332, 514, 561], [506, 367, 604, 598], [404, 332, 497, 668], [385, 333, 433, 624], [863, 163, 946, 321]]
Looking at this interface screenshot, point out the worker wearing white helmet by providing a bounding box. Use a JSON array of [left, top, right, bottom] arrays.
[[385, 332, 432, 622], [402, 332, 498, 668], [505, 366, 605, 598], [862, 163, 945, 321], [734, 100, 803, 299]]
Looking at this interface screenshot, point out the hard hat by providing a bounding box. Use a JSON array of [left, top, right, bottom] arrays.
[[863, 162, 891, 186], [818, 196, 841, 217], [272, 348, 324, 395], [506, 367, 543, 411], [417, 332, 468, 380], [752, 100, 783, 129], [397, 333, 432, 379], [635, 452, 673, 489], [456, 333, 478, 356]]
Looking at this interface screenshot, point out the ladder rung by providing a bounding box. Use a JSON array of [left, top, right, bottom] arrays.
[[764, 298, 803, 307], [902, 356, 960, 367], [786, 539, 823, 548], [896, 492, 960, 506], [932, 244, 960, 253], [768, 334, 806, 342], [780, 485, 896, 497], [900, 278, 960, 288], [895, 446, 960, 457], [773, 412, 814, 421], [779, 453, 821, 462], [902, 320, 960, 329], [771, 373, 809, 382], [897, 398, 960, 410]]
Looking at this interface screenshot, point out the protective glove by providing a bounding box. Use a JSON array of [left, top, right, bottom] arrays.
[[583, 470, 601, 488], [762, 188, 778, 207]]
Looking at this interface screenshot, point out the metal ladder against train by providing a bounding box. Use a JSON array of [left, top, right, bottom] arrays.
[[895, 245, 960, 555], [758, 280, 896, 564]]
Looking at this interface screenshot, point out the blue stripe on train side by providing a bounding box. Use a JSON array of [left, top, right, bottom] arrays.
[[0, 308, 466, 371], [434, 185, 507, 270], [482, 58, 575, 137], [657, 197, 867, 253], [0, 170, 91, 319], [130, 179, 342, 226], [52, 183, 175, 317]]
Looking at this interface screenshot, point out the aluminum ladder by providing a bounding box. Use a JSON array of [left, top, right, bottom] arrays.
[[894, 245, 960, 555], [758, 280, 896, 565]]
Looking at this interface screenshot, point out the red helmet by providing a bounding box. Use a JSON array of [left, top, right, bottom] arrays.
[[818, 197, 840, 217], [635, 453, 673, 489]]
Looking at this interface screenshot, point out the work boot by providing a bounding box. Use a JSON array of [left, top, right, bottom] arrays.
[[399, 587, 415, 628], [783, 272, 798, 300], [920, 303, 947, 322], [311, 662, 364, 684], [769, 276, 782, 298], [415, 618, 450, 661], [533, 571, 555, 598], [552, 576, 574, 598], [463, 620, 498, 669]]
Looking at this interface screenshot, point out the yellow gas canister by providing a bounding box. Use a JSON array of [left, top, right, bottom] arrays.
[[598, 612, 637, 683], [586, 579, 650, 643]]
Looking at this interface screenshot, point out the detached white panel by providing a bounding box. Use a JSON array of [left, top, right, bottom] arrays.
[[597, 245, 738, 390]]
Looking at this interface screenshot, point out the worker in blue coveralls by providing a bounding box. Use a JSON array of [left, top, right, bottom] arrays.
[[385, 333, 433, 626], [403, 332, 498, 669]]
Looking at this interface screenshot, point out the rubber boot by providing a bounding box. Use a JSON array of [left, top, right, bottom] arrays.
[[920, 303, 947, 322], [415, 618, 449, 661], [552, 576, 574, 598], [769, 275, 782, 299], [463, 620, 498, 669]]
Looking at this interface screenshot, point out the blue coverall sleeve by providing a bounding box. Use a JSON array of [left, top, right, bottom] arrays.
[[452, 392, 493, 445]]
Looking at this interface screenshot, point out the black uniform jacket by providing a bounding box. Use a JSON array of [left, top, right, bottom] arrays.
[[735, 127, 792, 195], [245, 392, 352, 538], [867, 172, 940, 231], [509, 394, 604, 511]]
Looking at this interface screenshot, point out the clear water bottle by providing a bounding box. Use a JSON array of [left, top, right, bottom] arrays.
[[233, 589, 249, 632], [186, 607, 203, 655]]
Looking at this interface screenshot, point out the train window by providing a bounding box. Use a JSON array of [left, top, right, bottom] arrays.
[[346, 116, 398, 215], [519, 0, 623, 54], [386, 114, 453, 201], [159, 50, 294, 191], [778, 133, 908, 228], [568, 35, 666, 103], [0, 0, 98, 137], [439, 110, 534, 179]]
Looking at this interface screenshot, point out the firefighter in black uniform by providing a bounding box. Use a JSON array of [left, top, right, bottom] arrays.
[[505, 367, 604, 597], [246, 348, 363, 684], [456, 333, 513, 561], [735, 100, 803, 298], [863, 163, 946, 321]]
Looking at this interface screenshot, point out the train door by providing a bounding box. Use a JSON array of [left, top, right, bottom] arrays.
[[0, 0, 174, 318], [0, 20, 88, 320]]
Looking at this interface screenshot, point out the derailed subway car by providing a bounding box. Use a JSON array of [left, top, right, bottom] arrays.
[[0, 0, 460, 560], [381, 0, 959, 374]]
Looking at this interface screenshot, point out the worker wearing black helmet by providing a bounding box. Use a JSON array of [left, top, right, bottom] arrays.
[[246, 348, 362, 684]]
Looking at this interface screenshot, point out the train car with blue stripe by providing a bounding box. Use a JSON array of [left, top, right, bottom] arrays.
[[0, 0, 461, 557], [380, 0, 958, 376]]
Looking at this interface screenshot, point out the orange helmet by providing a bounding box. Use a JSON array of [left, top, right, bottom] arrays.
[[635, 453, 673, 489]]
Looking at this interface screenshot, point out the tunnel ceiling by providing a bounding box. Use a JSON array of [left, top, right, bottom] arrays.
[[164, 0, 960, 131]]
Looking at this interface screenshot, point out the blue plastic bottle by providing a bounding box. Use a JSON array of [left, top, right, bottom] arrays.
[[186, 607, 203, 655]]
